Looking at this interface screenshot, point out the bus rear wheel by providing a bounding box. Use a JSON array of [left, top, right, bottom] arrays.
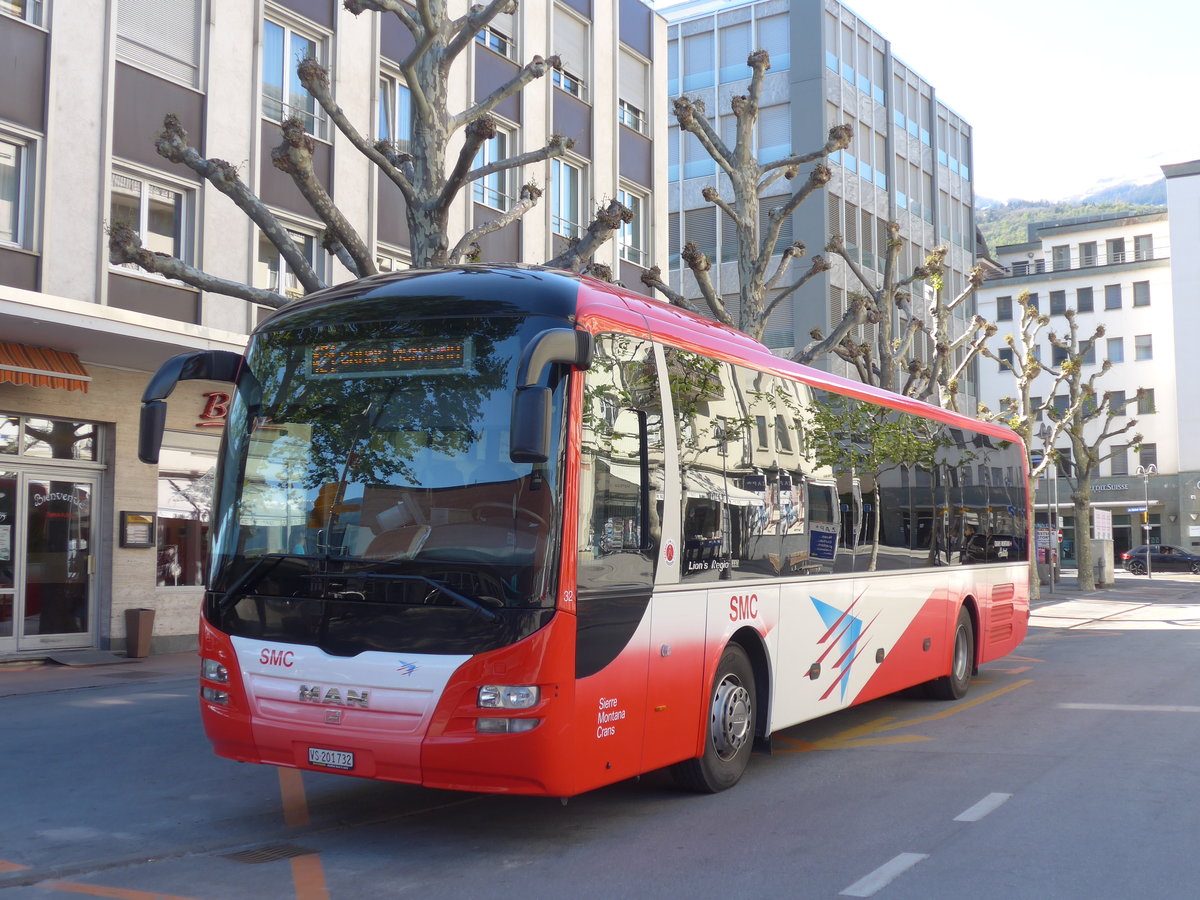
[[927, 606, 974, 701], [673, 643, 756, 793]]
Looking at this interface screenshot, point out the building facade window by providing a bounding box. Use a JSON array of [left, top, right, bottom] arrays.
[[1134, 233, 1153, 261], [0, 135, 34, 249], [262, 15, 328, 139], [1104, 284, 1122, 309], [475, 8, 515, 61], [617, 187, 647, 267], [1111, 445, 1128, 477], [1134, 334, 1153, 361], [472, 124, 514, 211], [156, 446, 216, 587], [117, 0, 203, 88], [550, 158, 583, 239], [997, 347, 1013, 371], [1133, 280, 1150, 307], [1078, 242, 1097, 267], [109, 169, 191, 270], [1137, 389, 1156, 415], [1107, 337, 1124, 363], [1109, 390, 1127, 415], [1, 0, 41, 25], [377, 74, 413, 154], [1106, 237, 1125, 264], [1076, 286, 1094, 312], [1049, 289, 1066, 315], [1139, 443, 1157, 469], [1051, 344, 1068, 367], [1081, 342, 1096, 365], [1052, 245, 1070, 271], [553, 7, 589, 101], [618, 50, 648, 134], [255, 226, 321, 300], [996, 295, 1013, 321]]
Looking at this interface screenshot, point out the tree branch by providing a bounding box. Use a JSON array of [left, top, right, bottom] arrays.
[[272, 116, 376, 278], [297, 59, 417, 204], [449, 183, 543, 262], [641, 266, 704, 313], [547, 198, 632, 272], [155, 114, 323, 294], [454, 55, 553, 132], [109, 224, 290, 307]]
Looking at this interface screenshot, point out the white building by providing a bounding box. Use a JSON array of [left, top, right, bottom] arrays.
[[657, 0, 980, 402], [0, 0, 666, 659], [975, 210, 1177, 563]]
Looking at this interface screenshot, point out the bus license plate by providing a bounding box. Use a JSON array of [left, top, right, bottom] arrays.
[[308, 747, 354, 770]]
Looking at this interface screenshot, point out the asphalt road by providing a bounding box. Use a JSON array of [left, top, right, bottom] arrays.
[[3, 573, 1200, 899]]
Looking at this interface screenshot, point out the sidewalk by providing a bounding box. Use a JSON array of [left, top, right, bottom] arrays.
[[0, 650, 197, 698], [1032, 566, 1200, 608]]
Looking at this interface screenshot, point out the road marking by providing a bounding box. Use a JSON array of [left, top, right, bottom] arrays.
[[37, 880, 208, 900], [775, 680, 1033, 753], [1059, 702, 1200, 713], [290, 854, 329, 900], [954, 792, 1012, 822], [840, 853, 928, 897], [278, 768, 311, 828]]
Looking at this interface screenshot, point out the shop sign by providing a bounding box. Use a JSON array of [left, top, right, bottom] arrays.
[[197, 392, 230, 429]]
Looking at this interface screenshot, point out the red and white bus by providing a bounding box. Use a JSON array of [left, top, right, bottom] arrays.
[[140, 266, 1030, 796]]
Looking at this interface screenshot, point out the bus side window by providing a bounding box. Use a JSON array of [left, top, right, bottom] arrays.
[[577, 334, 664, 590]]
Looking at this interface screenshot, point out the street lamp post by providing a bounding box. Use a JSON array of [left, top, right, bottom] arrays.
[[1135, 463, 1157, 579]]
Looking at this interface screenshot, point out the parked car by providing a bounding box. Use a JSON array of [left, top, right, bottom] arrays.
[[1121, 545, 1200, 575]]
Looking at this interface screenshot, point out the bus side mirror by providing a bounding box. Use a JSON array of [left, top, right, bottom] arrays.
[[510, 386, 553, 463], [509, 328, 592, 463], [139, 349, 242, 464]]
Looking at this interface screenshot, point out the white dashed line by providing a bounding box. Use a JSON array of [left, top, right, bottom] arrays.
[[954, 792, 1012, 822], [1059, 703, 1200, 713], [840, 853, 929, 897]]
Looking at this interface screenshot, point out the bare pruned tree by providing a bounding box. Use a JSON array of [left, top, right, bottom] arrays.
[[1047, 309, 1143, 590], [108, 0, 628, 308], [641, 50, 845, 342], [644, 49, 991, 410]]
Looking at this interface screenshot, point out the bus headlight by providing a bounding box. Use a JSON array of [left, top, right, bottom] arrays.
[[201, 686, 230, 705], [476, 718, 540, 734], [477, 684, 539, 709], [201, 658, 229, 683]]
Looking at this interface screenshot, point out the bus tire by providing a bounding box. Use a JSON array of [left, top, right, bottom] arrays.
[[673, 643, 756, 793], [927, 606, 974, 701]]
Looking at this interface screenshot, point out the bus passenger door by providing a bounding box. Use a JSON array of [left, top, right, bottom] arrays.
[[642, 588, 707, 772]]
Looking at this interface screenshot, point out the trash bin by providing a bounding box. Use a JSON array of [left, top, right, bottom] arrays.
[[125, 608, 155, 658]]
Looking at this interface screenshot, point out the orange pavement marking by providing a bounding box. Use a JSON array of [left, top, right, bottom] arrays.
[[290, 854, 329, 900], [37, 880, 208, 900], [278, 767, 311, 828], [1, 861, 31, 872]]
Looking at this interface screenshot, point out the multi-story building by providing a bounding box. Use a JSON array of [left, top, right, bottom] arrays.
[[658, 0, 979, 399], [0, 0, 665, 659], [974, 210, 1176, 564]]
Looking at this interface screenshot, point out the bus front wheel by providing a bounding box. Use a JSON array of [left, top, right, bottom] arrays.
[[673, 643, 756, 793], [927, 606, 974, 701]]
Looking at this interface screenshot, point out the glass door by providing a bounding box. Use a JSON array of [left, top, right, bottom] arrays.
[[0, 472, 15, 650], [0, 471, 96, 653]]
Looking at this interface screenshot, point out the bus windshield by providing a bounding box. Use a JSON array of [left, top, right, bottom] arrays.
[[206, 306, 568, 655]]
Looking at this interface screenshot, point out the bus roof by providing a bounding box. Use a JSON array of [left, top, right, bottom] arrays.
[[261, 265, 1022, 449]]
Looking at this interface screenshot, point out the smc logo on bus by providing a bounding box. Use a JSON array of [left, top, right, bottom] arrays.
[[259, 649, 295, 668], [729, 594, 758, 623]]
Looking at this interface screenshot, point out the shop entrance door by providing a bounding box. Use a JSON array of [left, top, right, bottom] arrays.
[[0, 471, 96, 653]]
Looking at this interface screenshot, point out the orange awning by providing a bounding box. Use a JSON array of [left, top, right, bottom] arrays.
[[0, 342, 91, 392]]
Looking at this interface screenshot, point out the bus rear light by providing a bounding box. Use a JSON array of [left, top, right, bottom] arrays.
[[202, 686, 230, 705], [202, 658, 229, 683], [478, 684, 540, 709], [476, 717, 541, 734]]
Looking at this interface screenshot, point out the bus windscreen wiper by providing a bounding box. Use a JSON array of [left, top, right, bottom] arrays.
[[216, 553, 310, 610], [306, 570, 500, 622]]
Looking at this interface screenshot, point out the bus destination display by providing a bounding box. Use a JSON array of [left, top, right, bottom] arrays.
[[309, 339, 470, 378]]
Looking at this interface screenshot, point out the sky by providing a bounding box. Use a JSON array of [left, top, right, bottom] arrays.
[[844, 0, 1200, 202]]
